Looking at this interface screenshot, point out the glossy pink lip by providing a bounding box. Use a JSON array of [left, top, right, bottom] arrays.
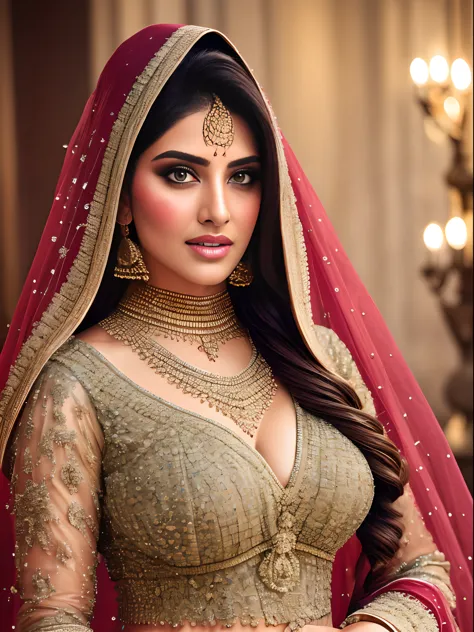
[[186, 243, 232, 260], [185, 234, 233, 245]]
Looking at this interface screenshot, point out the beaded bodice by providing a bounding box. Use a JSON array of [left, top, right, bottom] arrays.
[[24, 338, 375, 628]]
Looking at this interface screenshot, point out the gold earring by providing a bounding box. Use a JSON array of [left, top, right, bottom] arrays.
[[228, 261, 253, 287], [114, 223, 150, 281]]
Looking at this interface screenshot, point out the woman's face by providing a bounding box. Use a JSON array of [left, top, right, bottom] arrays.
[[118, 108, 262, 295]]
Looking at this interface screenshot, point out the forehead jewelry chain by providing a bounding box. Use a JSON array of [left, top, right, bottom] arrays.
[[203, 94, 234, 156]]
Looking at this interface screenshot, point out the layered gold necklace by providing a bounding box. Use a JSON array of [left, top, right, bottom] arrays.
[[99, 284, 277, 436]]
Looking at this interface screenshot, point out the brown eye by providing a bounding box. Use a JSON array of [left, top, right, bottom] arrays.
[[171, 169, 188, 182], [230, 171, 252, 185], [166, 167, 196, 183]]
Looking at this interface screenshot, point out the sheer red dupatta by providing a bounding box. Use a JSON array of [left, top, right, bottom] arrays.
[[281, 137, 472, 629], [0, 22, 471, 632]]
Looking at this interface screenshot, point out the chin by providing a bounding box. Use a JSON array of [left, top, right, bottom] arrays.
[[172, 258, 239, 287], [183, 271, 233, 288]]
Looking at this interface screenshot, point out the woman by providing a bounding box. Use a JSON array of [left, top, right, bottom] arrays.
[[0, 23, 471, 632]]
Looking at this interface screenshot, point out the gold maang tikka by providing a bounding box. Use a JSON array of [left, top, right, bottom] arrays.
[[203, 94, 234, 156]]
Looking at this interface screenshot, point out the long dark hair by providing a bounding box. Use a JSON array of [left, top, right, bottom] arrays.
[[79, 43, 409, 589]]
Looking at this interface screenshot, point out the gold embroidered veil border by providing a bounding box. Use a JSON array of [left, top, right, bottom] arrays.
[[0, 24, 357, 466]]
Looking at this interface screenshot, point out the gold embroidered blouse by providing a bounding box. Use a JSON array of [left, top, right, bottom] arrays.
[[11, 338, 456, 632], [11, 337, 376, 630]]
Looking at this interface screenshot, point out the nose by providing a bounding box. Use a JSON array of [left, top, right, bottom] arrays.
[[197, 179, 230, 226]]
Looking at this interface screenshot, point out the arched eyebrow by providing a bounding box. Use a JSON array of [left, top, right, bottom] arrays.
[[227, 155, 260, 168], [151, 150, 260, 169]]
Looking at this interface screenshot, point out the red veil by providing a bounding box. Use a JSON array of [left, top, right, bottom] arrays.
[[0, 24, 471, 631]]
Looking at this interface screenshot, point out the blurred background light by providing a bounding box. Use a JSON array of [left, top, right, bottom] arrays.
[[451, 58, 472, 90], [423, 223, 445, 251], [429, 55, 450, 83]]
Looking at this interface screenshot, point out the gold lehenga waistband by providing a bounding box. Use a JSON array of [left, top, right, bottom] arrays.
[[109, 540, 335, 582]]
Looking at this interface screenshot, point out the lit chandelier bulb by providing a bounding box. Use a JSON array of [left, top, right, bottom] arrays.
[[423, 223, 444, 251], [444, 96, 461, 121], [445, 217, 467, 250], [429, 55, 449, 83], [410, 58, 429, 85], [451, 58, 472, 91]]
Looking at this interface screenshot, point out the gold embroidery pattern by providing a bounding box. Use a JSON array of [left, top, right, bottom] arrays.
[[36, 380, 74, 470], [341, 591, 439, 632], [53, 426, 77, 446], [67, 501, 96, 545], [29, 570, 56, 604], [13, 479, 57, 553], [38, 427, 56, 462], [56, 540, 74, 565], [61, 453, 84, 494], [24, 387, 42, 440], [23, 446, 33, 474], [51, 382, 68, 422]]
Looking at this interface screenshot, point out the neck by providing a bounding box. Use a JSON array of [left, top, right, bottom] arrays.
[[133, 267, 227, 297]]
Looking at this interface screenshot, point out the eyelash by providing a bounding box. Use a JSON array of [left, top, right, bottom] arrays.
[[162, 165, 259, 186]]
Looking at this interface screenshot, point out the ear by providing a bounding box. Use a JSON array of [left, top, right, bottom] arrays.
[[117, 189, 132, 225]]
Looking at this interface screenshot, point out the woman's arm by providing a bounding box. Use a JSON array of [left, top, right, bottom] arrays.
[[11, 362, 103, 631], [340, 483, 459, 632]]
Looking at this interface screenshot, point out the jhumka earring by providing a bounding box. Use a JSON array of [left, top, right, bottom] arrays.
[[228, 261, 253, 287], [114, 223, 149, 281]]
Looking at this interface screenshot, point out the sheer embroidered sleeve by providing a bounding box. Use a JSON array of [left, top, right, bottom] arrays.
[[10, 361, 103, 632], [340, 483, 459, 631]]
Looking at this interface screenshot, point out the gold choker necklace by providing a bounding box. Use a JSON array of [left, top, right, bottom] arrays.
[[99, 284, 277, 435], [103, 283, 245, 361]]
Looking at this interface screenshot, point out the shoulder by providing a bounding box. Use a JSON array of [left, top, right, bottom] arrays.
[[46, 326, 138, 411], [74, 325, 131, 367], [75, 324, 118, 352], [42, 326, 119, 393]]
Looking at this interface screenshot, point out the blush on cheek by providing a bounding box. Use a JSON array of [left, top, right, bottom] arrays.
[[238, 196, 261, 233], [132, 175, 183, 230]]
